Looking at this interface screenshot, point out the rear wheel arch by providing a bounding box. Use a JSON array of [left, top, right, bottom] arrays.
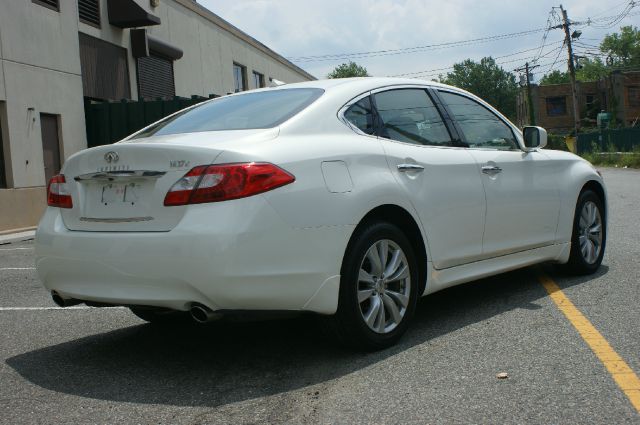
[[348, 205, 428, 295]]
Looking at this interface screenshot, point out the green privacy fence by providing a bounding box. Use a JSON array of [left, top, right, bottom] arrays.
[[84, 95, 219, 148], [576, 127, 640, 154]]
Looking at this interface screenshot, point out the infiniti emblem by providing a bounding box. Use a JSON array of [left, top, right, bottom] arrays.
[[104, 151, 119, 163]]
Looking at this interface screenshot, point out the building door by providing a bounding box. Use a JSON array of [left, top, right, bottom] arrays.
[[40, 114, 61, 184], [0, 105, 6, 188]]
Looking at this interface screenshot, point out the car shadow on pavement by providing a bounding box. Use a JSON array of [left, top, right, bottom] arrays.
[[5, 264, 608, 408]]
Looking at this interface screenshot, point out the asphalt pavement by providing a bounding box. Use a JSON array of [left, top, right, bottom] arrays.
[[0, 167, 638, 424]]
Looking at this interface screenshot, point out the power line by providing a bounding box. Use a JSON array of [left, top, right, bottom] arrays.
[[532, 10, 555, 64], [393, 48, 564, 80], [389, 41, 564, 77], [287, 27, 548, 62], [573, 4, 638, 29], [573, 0, 632, 20]]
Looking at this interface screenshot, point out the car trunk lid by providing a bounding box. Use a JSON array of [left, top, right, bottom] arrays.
[[59, 129, 277, 232]]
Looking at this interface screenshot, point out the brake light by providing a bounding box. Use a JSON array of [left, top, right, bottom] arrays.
[[164, 162, 295, 206], [47, 174, 73, 208]]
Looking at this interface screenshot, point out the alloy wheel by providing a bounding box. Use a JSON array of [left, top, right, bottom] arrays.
[[578, 200, 603, 264], [357, 239, 411, 334]]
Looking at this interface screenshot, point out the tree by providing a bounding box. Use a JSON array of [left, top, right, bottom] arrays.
[[538, 26, 639, 85], [600, 25, 640, 67], [539, 70, 570, 85], [327, 61, 370, 78], [439, 57, 518, 119], [539, 59, 607, 85], [576, 57, 608, 81]]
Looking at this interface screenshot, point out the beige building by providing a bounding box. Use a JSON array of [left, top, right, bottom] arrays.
[[0, 0, 314, 232]]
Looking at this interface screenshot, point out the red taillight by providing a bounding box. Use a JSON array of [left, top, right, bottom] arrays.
[[47, 174, 73, 208], [164, 162, 295, 206]]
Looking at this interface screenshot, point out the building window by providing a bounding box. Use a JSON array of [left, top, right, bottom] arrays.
[[79, 33, 130, 100], [545, 96, 567, 117], [252, 71, 265, 89], [78, 0, 101, 27], [32, 0, 59, 11], [233, 63, 247, 93], [137, 54, 175, 99], [628, 86, 640, 107], [585, 94, 596, 108]]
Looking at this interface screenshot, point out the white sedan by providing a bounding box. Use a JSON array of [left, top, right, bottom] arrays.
[[36, 78, 606, 349]]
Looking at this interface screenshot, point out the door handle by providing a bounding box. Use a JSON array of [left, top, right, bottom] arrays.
[[481, 165, 502, 175], [397, 164, 424, 172]]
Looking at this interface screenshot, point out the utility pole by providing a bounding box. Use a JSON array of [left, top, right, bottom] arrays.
[[525, 62, 537, 126], [559, 4, 580, 135], [515, 62, 538, 126]]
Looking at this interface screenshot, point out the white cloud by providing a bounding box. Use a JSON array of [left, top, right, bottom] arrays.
[[199, 0, 639, 80]]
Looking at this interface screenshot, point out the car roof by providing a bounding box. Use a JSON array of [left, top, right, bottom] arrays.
[[262, 77, 469, 105], [280, 77, 453, 92]]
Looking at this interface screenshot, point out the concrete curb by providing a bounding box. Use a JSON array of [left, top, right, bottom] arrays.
[[0, 230, 36, 245]]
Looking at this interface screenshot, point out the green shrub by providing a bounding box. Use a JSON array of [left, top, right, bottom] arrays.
[[580, 151, 640, 168], [546, 133, 569, 151]]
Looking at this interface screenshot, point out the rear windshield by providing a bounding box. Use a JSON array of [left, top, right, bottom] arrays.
[[131, 88, 324, 139]]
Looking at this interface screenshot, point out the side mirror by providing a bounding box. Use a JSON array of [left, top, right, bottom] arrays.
[[522, 126, 548, 151]]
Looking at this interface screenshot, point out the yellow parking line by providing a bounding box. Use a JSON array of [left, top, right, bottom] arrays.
[[538, 272, 640, 413]]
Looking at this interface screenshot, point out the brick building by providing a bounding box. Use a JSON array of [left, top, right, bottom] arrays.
[[516, 70, 640, 133]]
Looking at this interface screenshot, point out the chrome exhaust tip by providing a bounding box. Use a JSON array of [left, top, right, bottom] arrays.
[[189, 304, 220, 323], [51, 291, 82, 307]]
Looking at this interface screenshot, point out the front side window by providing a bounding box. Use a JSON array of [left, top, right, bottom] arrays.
[[545, 96, 567, 116], [131, 88, 324, 138], [344, 96, 375, 135], [374, 89, 451, 146], [439, 91, 517, 151], [233, 64, 247, 93]]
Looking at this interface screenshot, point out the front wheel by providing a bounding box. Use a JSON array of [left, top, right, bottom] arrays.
[[563, 189, 606, 275], [322, 221, 420, 350]]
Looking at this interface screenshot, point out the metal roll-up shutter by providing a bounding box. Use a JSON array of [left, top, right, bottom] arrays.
[[79, 33, 130, 100], [137, 53, 175, 100]]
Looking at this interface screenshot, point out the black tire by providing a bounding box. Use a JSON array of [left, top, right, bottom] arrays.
[[562, 189, 606, 275], [129, 307, 191, 325], [322, 221, 420, 351]]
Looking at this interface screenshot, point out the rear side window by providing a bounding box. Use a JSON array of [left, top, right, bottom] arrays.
[[344, 96, 375, 135], [374, 89, 451, 146], [132, 88, 324, 138], [438, 91, 517, 150]]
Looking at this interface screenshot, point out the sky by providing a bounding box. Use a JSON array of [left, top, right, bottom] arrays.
[[198, 0, 639, 83]]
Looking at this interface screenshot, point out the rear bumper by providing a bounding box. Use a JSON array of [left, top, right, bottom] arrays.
[[35, 196, 352, 314]]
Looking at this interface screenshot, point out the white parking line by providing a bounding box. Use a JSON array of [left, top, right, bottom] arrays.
[[0, 247, 33, 251], [0, 267, 35, 271], [0, 306, 127, 311]]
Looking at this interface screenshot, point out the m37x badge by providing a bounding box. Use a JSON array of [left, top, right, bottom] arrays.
[[170, 160, 190, 168], [104, 151, 119, 163]]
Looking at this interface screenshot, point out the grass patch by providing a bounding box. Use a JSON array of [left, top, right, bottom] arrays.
[[581, 146, 640, 169]]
